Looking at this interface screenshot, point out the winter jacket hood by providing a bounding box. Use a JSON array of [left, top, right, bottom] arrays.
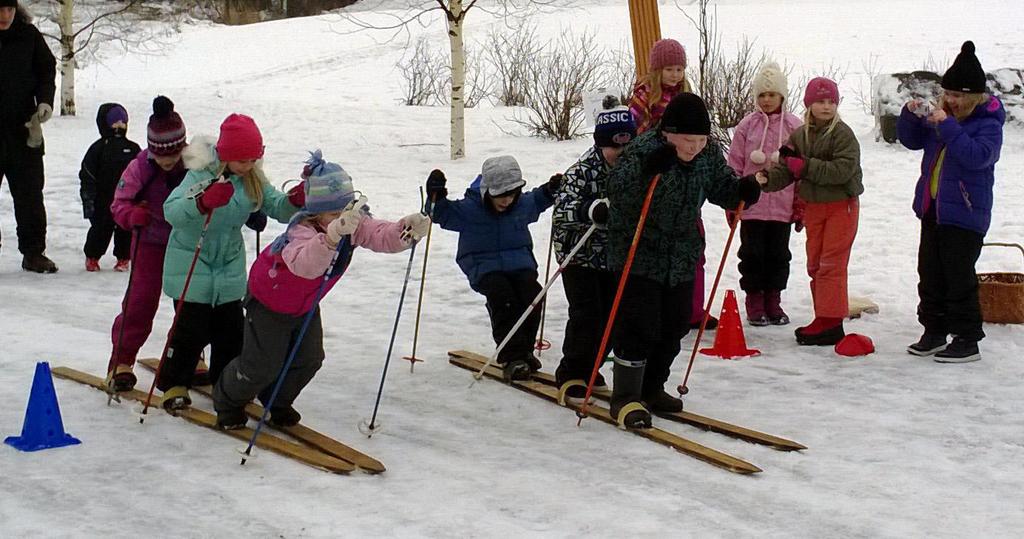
[[94, 103, 127, 138], [897, 95, 1004, 235]]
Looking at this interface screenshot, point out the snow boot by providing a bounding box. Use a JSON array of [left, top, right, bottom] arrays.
[[161, 386, 191, 411], [608, 358, 652, 429], [907, 332, 948, 356], [85, 258, 101, 272], [216, 408, 248, 430], [22, 253, 57, 273], [192, 357, 211, 387], [745, 291, 769, 326], [795, 317, 844, 346], [105, 364, 137, 392], [765, 290, 790, 325], [933, 337, 981, 363], [643, 388, 684, 414], [113, 258, 130, 272], [269, 406, 302, 428], [501, 359, 532, 382]]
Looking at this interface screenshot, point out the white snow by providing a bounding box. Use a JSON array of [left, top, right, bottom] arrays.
[[2, 1, 1024, 537]]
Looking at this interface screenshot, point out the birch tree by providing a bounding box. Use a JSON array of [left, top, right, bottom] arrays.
[[342, 0, 573, 160]]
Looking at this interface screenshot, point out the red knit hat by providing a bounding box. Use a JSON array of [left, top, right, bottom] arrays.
[[649, 39, 687, 72], [216, 114, 264, 162], [834, 334, 874, 357], [803, 77, 840, 107], [147, 96, 186, 156]]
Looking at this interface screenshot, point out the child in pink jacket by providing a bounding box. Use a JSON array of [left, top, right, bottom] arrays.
[[106, 96, 189, 391], [210, 151, 430, 429], [727, 62, 803, 326]]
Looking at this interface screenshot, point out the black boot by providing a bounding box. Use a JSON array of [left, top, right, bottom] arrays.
[[907, 332, 947, 356], [22, 253, 58, 274], [216, 408, 248, 430], [643, 389, 683, 413], [609, 358, 652, 429], [269, 406, 302, 427], [501, 359, 531, 382]]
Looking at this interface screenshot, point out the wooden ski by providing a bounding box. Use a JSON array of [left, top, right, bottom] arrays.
[[51, 366, 355, 474], [137, 358, 385, 474], [449, 350, 805, 452], [448, 354, 761, 474]]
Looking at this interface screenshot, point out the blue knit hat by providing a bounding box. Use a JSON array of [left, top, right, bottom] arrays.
[[105, 105, 129, 127], [594, 106, 636, 148], [301, 150, 355, 213]]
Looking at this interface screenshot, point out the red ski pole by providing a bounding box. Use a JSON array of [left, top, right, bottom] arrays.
[[677, 201, 746, 397], [139, 211, 214, 421], [577, 174, 661, 425]]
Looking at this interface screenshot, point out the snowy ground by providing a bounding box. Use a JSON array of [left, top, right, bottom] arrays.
[[2, 1, 1024, 537]]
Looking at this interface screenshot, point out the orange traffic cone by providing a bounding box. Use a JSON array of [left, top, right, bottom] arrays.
[[699, 289, 760, 359]]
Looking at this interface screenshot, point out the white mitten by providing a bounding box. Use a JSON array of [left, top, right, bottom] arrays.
[[325, 198, 368, 246], [36, 103, 53, 124], [399, 213, 431, 243]]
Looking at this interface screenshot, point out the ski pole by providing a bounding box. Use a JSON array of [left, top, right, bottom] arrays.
[[403, 188, 433, 372], [140, 211, 214, 421], [363, 227, 421, 437], [241, 238, 349, 464], [107, 228, 143, 405], [677, 201, 746, 397], [534, 223, 555, 354], [577, 174, 661, 425], [472, 223, 599, 383]]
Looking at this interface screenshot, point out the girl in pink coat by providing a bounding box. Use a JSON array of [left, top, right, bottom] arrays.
[[210, 151, 430, 429], [726, 62, 803, 325], [106, 96, 189, 391]]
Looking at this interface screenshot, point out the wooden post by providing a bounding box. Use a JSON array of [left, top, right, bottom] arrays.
[[629, 0, 662, 78]]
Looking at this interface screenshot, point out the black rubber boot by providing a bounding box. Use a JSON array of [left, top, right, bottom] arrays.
[[216, 408, 248, 430], [643, 389, 684, 413], [502, 359, 532, 382], [22, 253, 58, 274], [269, 406, 302, 427], [608, 358, 651, 429]]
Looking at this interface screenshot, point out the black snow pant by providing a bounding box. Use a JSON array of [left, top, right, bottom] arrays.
[[84, 203, 131, 260], [213, 296, 324, 413], [556, 265, 617, 382], [156, 299, 243, 391], [738, 219, 792, 292], [612, 275, 693, 396], [0, 129, 48, 256], [475, 269, 543, 365], [917, 209, 985, 342]]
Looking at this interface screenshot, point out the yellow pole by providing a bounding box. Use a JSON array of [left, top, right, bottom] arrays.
[[628, 0, 662, 79]]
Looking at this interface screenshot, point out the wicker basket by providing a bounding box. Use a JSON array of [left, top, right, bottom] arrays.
[[978, 243, 1024, 324]]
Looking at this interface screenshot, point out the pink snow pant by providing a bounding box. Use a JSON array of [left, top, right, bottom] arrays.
[[690, 217, 707, 324], [107, 238, 166, 372], [804, 197, 859, 318]]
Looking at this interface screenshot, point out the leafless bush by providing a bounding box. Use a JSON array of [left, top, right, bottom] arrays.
[[396, 36, 449, 106], [436, 46, 492, 108], [706, 37, 766, 132], [606, 43, 638, 106], [851, 54, 883, 116], [484, 21, 541, 106], [511, 30, 609, 140]]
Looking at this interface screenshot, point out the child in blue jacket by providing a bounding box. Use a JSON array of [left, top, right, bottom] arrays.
[[427, 156, 559, 381], [897, 41, 1004, 363]]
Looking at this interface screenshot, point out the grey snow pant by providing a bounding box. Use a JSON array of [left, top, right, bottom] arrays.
[[213, 296, 325, 413]]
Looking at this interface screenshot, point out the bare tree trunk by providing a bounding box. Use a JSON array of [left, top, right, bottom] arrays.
[[445, 0, 466, 160], [58, 0, 76, 116]]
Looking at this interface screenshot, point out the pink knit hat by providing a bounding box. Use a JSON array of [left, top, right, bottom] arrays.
[[649, 39, 687, 72], [216, 113, 264, 162], [803, 77, 840, 107]]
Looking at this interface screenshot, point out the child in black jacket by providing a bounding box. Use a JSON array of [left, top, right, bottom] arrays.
[[79, 102, 141, 272]]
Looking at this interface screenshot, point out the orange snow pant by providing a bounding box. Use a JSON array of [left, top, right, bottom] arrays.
[[803, 197, 859, 318]]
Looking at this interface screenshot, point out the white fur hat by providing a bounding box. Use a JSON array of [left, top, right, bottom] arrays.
[[752, 62, 788, 104]]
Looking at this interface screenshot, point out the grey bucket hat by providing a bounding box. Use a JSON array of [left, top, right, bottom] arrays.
[[479, 155, 526, 197]]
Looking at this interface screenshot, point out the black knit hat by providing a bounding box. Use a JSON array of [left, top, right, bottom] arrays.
[[0, 0, 18, 8], [660, 93, 711, 136], [941, 41, 987, 93]]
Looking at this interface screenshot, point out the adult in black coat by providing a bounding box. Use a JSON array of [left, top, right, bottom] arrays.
[[0, 2, 58, 272]]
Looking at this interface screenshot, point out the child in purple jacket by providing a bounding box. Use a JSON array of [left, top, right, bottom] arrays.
[[897, 41, 1004, 363], [105, 96, 189, 391], [726, 62, 803, 326], [211, 151, 429, 429]]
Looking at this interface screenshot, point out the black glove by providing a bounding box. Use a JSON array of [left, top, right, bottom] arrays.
[[544, 173, 564, 197], [778, 145, 800, 160], [642, 144, 678, 178], [738, 175, 762, 207], [426, 169, 447, 200], [245, 210, 268, 232], [586, 198, 609, 225]]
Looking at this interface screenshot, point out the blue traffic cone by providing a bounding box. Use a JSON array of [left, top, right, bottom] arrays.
[[4, 362, 81, 452]]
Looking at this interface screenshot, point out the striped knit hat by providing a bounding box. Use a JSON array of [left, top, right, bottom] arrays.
[[301, 150, 355, 213], [147, 96, 186, 156]]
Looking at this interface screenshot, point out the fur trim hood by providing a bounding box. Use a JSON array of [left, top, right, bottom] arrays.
[[182, 135, 220, 172]]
